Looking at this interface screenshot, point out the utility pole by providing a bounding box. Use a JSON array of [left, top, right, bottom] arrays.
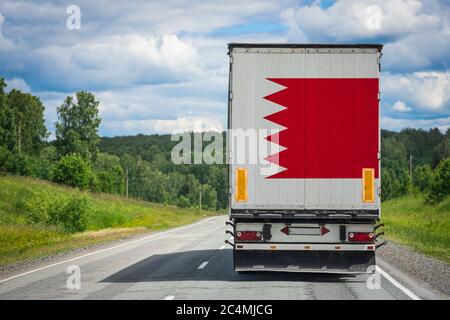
[[18, 121, 21, 153], [409, 155, 413, 178], [199, 185, 202, 211], [125, 167, 129, 199]]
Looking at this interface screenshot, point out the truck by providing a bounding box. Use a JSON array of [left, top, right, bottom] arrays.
[[226, 43, 384, 273]]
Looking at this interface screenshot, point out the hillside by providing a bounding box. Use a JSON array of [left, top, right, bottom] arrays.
[[99, 134, 175, 161], [98, 133, 229, 210], [0, 175, 217, 268]]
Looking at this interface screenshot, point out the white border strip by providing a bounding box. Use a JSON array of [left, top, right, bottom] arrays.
[[0, 216, 218, 284], [376, 266, 421, 300]]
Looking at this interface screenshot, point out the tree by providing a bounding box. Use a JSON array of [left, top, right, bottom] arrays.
[[427, 158, 450, 203], [7, 89, 48, 154], [28, 146, 58, 179], [0, 79, 16, 151], [182, 174, 201, 207], [380, 169, 394, 201], [140, 169, 169, 203], [381, 137, 410, 199], [381, 137, 408, 177], [413, 164, 433, 192], [93, 153, 125, 194], [0, 145, 31, 175], [200, 183, 218, 210], [55, 92, 101, 162], [51, 153, 93, 189], [166, 171, 186, 205], [433, 129, 450, 164], [207, 165, 228, 209]]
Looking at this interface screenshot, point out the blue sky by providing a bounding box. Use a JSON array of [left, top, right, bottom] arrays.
[[0, 0, 449, 137]]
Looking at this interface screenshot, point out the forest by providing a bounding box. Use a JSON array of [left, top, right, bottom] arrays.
[[0, 77, 449, 211]]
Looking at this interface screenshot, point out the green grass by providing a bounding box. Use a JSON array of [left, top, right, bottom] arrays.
[[381, 194, 450, 263], [0, 175, 218, 267]]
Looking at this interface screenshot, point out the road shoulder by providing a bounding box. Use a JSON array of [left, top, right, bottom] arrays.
[[378, 241, 450, 299], [0, 216, 220, 282]]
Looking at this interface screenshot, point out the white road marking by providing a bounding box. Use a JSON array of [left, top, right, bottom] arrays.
[[197, 261, 209, 269], [376, 266, 421, 300], [219, 245, 226, 250], [164, 295, 175, 300], [0, 216, 219, 283]]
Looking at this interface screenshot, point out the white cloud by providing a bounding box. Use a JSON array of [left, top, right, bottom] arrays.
[[281, 0, 442, 41], [127, 34, 200, 73], [38, 74, 228, 136], [0, 12, 14, 50], [5, 77, 30, 92], [2, 0, 450, 135], [392, 100, 412, 112], [382, 21, 450, 71], [0, 0, 282, 46], [281, 0, 449, 72], [381, 116, 450, 132], [382, 71, 450, 111], [32, 33, 204, 91]]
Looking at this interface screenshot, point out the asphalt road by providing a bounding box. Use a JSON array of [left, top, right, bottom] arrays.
[[0, 216, 444, 300]]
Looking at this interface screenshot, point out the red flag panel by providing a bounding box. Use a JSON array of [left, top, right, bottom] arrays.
[[263, 78, 379, 179]]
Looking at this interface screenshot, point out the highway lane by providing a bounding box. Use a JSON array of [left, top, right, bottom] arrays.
[[0, 215, 440, 300]]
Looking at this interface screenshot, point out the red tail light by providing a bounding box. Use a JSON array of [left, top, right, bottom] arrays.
[[348, 232, 374, 243], [236, 231, 262, 241]]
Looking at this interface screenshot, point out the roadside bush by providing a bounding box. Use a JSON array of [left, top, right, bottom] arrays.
[[381, 168, 410, 200], [51, 154, 93, 189], [50, 195, 91, 233], [88, 173, 101, 193], [176, 196, 190, 208], [413, 164, 433, 192], [25, 193, 91, 233], [24, 193, 53, 225], [427, 158, 450, 203]]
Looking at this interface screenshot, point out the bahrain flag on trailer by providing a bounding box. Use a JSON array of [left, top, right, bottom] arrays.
[[263, 78, 379, 179]]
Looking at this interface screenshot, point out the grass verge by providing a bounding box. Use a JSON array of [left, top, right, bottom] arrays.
[[381, 194, 450, 264], [0, 175, 218, 268]]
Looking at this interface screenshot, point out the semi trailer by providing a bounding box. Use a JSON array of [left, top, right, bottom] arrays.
[[226, 43, 385, 273]]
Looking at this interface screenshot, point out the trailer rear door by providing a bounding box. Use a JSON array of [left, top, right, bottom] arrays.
[[228, 45, 381, 215]]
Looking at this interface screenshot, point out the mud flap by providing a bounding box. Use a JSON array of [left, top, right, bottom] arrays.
[[234, 250, 375, 274]]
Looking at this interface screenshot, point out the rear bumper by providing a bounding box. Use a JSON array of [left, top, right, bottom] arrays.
[[234, 250, 375, 274]]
